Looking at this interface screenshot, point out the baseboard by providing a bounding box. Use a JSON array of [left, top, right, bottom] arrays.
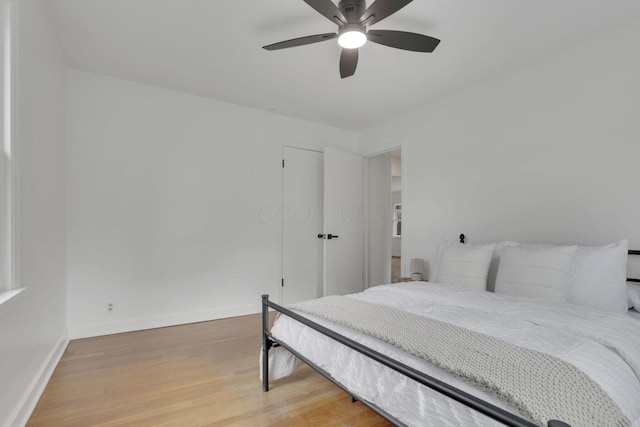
[[6, 335, 69, 427], [68, 303, 261, 339]]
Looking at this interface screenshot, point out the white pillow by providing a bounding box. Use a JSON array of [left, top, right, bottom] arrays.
[[566, 239, 628, 314], [435, 242, 495, 291], [626, 282, 640, 311], [495, 245, 576, 301]]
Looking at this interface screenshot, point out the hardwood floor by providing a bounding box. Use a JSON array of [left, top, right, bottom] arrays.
[[28, 314, 392, 426]]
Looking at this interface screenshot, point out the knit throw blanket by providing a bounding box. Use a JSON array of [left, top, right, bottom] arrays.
[[289, 296, 629, 427]]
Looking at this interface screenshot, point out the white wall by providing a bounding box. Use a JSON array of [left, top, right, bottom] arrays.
[[359, 20, 640, 279], [66, 69, 358, 338], [0, 1, 68, 426]]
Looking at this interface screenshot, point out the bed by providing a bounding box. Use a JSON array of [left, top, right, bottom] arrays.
[[261, 239, 640, 427]]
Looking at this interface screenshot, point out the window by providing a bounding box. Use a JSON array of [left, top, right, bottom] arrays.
[[393, 203, 401, 237], [0, 0, 15, 292]]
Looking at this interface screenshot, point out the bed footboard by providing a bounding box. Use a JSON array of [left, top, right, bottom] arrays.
[[261, 294, 572, 427]]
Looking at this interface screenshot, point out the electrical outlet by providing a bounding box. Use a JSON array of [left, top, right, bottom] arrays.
[[106, 303, 114, 314]]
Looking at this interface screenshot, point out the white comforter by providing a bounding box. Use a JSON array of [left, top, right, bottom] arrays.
[[268, 282, 640, 427]]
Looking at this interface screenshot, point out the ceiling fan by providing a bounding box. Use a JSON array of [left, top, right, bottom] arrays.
[[262, 0, 440, 79]]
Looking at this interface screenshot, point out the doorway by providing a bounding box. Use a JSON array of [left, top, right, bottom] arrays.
[[366, 148, 401, 286], [391, 149, 402, 282]]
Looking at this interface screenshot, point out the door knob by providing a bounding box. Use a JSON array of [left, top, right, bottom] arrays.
[[317, 234, 325, 239]]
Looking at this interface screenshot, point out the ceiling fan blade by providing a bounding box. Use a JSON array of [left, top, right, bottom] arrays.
[[360, 0, 413, 26], [339, 48, 358, 79], [303, 0, 347, 26], [263, 33, 337, 50], [367, 30, 440, 52]]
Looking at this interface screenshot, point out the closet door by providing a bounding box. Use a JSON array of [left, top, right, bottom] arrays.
[[281, 147, 364, 303], [281, 147, 324, 305]]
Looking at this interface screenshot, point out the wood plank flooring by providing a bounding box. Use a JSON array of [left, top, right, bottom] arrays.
[[27, 314, 392, 426]]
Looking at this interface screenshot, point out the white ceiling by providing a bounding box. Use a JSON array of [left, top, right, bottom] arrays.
[[45, 0, 640, 131]]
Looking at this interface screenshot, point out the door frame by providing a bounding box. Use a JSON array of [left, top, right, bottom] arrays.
[[362, 139, 406, 286]]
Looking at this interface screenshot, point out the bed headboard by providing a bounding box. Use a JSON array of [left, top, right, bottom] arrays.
[[629, 250, 640, 283], [458, 233, 640, 283]]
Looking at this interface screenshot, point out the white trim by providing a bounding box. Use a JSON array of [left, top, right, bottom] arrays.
[[0, 285, 24, 314], [0, 0, 18, 292], [69, 302, 261, 339], [360, 138, 406, 158], [5, 336, 69, 427], [0, 0, 10, 290], [277, 141, 283, 304], [280, 139, 325, 154], [399, 143, 407, 278], [10, 0, 19, 290], [363, 159, 369, 287]]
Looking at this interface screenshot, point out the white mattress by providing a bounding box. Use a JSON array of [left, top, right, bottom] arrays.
[[267, 282, 640, 427]]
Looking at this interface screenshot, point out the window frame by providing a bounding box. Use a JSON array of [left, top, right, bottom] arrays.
[[0, 0, 17, 293]]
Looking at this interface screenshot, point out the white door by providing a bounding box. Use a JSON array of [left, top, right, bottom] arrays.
[[323, 148, 364, 296], [281, 147, 324, 305]]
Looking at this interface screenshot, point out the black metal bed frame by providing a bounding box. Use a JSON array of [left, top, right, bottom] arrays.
[[262, 296, 571, 427], [629, 249, 640, 283], [261, 240, 639, 427]]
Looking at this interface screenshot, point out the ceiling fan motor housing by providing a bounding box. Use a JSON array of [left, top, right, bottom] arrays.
[[339, 0, 366, 24]]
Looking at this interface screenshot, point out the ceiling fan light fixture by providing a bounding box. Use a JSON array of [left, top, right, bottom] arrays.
[[338, 26, 366, 49], [262, 0, 441, 77]]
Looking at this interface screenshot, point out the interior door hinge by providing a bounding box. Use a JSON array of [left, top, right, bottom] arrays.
[[281, 278, 284, 287], [282, 159, 285, 168]]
